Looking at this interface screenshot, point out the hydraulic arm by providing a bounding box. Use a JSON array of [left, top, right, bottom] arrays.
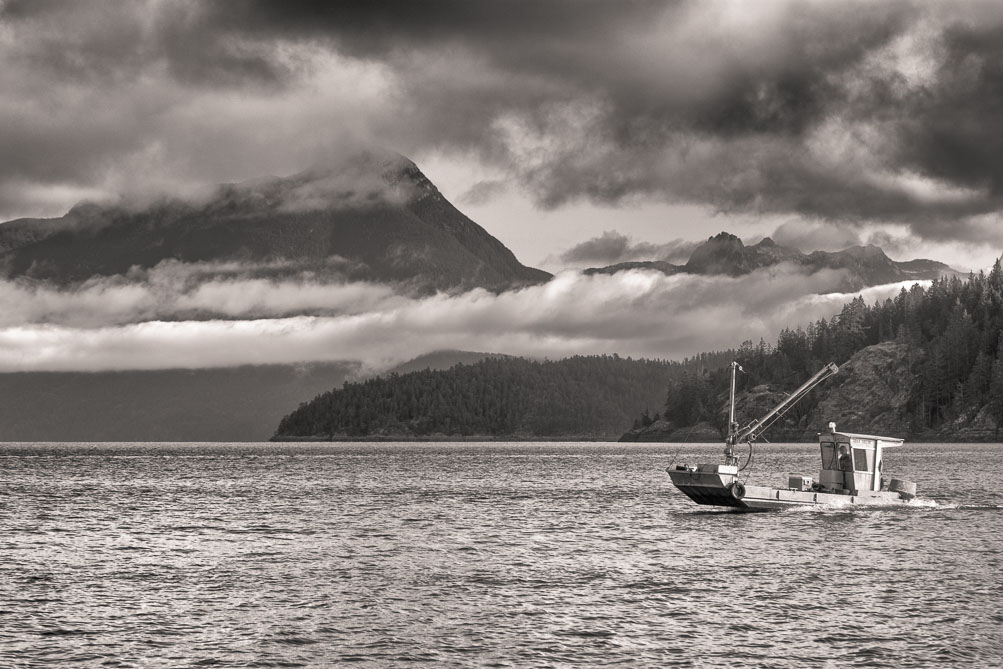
[[724, 362, 838, 465]]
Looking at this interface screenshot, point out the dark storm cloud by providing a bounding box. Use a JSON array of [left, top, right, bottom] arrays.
[[3, 1, 1003, 241], [202, 1, 668, 56], [892, 22, 1003, 215], [1, 0, 286, 86], [560, 231, 636, 265]]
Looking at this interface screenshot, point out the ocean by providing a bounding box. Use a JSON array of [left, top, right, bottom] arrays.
[[2, 442, 1001, 668]]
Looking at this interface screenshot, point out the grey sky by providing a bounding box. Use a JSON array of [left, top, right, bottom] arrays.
[[1, 0, 1002, 269], [1, 0, 1001, 371]]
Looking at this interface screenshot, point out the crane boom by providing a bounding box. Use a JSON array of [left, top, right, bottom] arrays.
[[724, 362, 838, 465]]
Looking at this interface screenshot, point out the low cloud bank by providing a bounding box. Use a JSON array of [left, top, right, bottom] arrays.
[[0, 265, 928, 372], [555, 230, 697, 267], [0, 260, 401, 327]]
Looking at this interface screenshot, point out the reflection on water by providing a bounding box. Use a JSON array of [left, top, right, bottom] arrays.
[[1, 442, 1001, 667]]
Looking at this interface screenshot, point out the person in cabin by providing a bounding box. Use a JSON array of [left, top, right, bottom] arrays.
[[837, 444, 853, 492]]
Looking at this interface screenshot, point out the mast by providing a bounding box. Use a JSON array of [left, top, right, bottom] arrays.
[[724, 362, 739, 465], [728, 361, 736, 434]]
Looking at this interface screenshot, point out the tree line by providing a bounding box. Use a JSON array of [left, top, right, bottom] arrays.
[[274, 353, 731, 439]]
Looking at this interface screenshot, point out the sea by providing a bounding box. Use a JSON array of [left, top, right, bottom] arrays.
[[1, 442, 1001, 668]]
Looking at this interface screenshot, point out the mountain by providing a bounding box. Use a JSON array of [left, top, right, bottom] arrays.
[[684, 233, 804, 275], [585, 232, 960, 291], [0, 151, 550, 293]]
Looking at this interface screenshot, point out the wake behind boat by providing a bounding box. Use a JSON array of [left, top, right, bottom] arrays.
[[666, 361, 918, 511]]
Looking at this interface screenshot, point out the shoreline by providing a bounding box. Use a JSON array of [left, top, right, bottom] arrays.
[[270, 435, 616, 442], [270, 434, 1003, 444]]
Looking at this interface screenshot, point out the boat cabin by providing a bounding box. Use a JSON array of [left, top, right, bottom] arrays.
[[818, 423, 903, 494]]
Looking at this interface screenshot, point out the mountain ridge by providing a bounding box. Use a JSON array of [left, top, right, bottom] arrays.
[[584, 231, 960, 291]]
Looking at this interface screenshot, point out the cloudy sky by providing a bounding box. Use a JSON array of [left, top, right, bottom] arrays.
[[1, 0, 1001, 371]]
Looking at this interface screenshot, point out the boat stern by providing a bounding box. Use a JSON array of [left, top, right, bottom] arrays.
[[667, 463, 744, 507]]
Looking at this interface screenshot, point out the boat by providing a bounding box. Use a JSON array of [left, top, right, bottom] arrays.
[[666, 361, 918, 511]]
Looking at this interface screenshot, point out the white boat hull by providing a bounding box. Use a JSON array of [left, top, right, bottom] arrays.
[[667, 468, 913, 511]]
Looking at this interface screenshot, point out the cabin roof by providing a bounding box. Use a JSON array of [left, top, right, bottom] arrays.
[[822, 431, 905, 446]]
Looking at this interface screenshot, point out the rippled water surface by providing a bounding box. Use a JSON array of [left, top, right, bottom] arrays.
[[2, 442, 1001, 667]]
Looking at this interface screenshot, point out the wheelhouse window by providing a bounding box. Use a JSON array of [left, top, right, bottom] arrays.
[[820, 443, 840, 469], [853, 448, 872, 472]]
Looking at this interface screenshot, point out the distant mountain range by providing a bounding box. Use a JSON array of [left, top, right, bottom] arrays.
[[0, 153, 553, 441], [0, 151, 549, 293], [0, 157, 958, 295], [585, 232, 960, 291]]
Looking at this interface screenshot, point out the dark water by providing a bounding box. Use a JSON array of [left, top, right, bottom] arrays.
[[1, 442, 1001, 668]]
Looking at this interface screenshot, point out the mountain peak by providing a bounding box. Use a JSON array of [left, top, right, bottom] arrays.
[[708, 231, 743, 245], [685, 231, 751, 275], [204, 150, 428, 215]]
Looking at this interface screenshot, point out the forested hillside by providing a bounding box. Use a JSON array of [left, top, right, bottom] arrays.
[[273, 353, 731, 439], [644, 260, 1003, 439]]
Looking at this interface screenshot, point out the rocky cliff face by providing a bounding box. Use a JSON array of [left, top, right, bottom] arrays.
[[803, 341, 919, 438], [803, 341, 1002, 440], [949, 405, 1000, 441]]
